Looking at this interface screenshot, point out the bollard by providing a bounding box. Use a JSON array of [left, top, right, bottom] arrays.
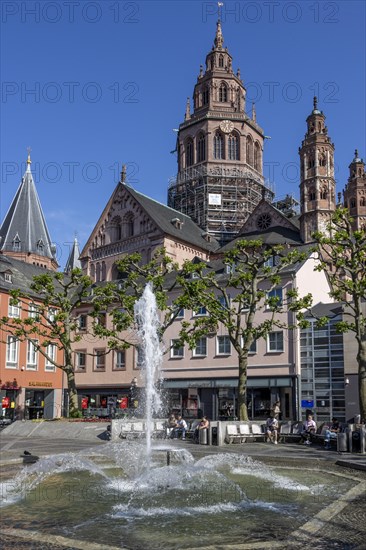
[[360, 427, 366, 454], [345, 427, 353, 452], [337, 433, 348, 453]]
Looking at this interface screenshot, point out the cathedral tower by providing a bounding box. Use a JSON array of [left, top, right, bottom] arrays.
[[299, 98, 336, 243], [343, 150, 366, 230], [168, 21, 273, 243]]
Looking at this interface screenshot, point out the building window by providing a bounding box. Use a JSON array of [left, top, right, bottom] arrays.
[[4, 272, 12, 283], [193, 337, 207, 357], [28, 303, 40, 319], [228, 134, 239, 160], [94, 349, 105, 370], [171, 339, 184, 358], [266, 288, 283, 309], [12, 235, 21, 251], [320, 187, 328, 200], [8, 299, 20, 318], [76, 351, 87, 370], [350, 198, 356, 208], [78, 314, 87, 331], [186, 138, 194, 167], [48, 308, 57, 323], [249, 339, 257, 354], [27, 340, 38, 370], [254, 142, 261, 171], [246, 137, 253, 166], [218, 54, 224, 67], [136, 346, 144, 369], [37, 239, 44, 253], [6, 336, 18, 367], [197, 133, 206, 162], [214, 132, 224, 159], [202, 87, 209, 105], [267, 331, 284, 352], [124, 214, 134, 237], [194, 306, 207, 316], [172, 308, 184, 320], [219, 83, 227, 102], [45, 344, 56, 371], [217, 335, 231, 355], [114, 350, 126, 369]]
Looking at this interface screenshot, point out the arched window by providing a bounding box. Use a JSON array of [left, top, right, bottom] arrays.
[[319, 154, 326, 167], [101, 262, 106, 281], [219, 83, 227, 102], [96, 263, 101, 282], [228, 134, 239, 160], [90, 264, 95, 280], [186, 138, 194, 167], [320, 187, 328, 200], [197, 133, 206, 162], [214, 132, 224, 160], [246, 136, 253, 166], [254, 142, 261, 171], [308, 156, 315, 169], [350, 198, 356, 208], [360, 197, 366, 206], [309, 189, 316, 201], [202, 87, 209, 105], [218, 55, 224, 68], [123, 213, 134, 237]]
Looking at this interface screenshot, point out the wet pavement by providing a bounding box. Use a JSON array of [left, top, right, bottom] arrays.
[[1, 423, 366, 550]]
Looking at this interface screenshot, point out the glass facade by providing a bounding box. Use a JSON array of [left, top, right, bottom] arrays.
[[300, 318, 345, 422]]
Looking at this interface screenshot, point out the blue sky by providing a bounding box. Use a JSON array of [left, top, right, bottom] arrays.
[[1, 0, 365, 268]]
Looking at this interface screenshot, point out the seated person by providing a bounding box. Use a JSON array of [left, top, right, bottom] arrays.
[[171, 415, 187, 440], [300, 414, 317, 445], [166, 413, 177, 438], [194, 416, 209, 443], [324, 417, 340, 449], [265, 414, 278, 444]]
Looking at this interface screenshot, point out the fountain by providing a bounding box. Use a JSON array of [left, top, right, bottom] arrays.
[[0, 284, 364, 548]]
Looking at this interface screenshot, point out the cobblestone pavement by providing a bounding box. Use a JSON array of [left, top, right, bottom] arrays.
[[1, 429, 365, 550]]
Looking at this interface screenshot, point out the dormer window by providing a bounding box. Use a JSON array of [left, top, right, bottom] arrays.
[[4, 271, 12, 283], [37, 239, 44, 252], [171, 218, 184, 230], [12, 235, 21, 251]]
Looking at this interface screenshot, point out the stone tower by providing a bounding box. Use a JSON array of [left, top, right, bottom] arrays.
[[343, 150, 366, 230], [168, 20, 273, 244], [299, 98, 336, 243]]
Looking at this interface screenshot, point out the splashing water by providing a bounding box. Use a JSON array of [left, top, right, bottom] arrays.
[[134, 283, 164, 470]]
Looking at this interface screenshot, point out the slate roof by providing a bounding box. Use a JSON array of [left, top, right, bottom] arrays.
[[217, 225, 303, 253], [64, 237, 82, 274], [126, 186, 220, 252], [0, 254, 58, 298], [0, 162, 56, 261]]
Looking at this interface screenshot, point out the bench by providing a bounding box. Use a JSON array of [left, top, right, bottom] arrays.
[[225, 422, 266, 444], [278, 421, 302, 443]]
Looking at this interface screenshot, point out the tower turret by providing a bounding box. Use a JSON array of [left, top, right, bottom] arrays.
[[343, 149, 366, 230], [299, 98, 336, 242]]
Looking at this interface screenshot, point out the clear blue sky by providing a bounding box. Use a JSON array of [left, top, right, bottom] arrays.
[[1, 1, 365, 268]]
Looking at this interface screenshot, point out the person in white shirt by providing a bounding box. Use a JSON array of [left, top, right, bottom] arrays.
[[171, 415, 188, 440], [300, 414, 317, 445], [266, 414, 279, 444]]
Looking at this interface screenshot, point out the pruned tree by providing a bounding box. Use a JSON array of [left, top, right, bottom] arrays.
[[0, 269, 98, 417], [176, 240, 311, 420], [312, 207, 366, 421]]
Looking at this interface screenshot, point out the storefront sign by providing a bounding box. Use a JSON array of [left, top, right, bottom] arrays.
[[29, 381, 53, 387]]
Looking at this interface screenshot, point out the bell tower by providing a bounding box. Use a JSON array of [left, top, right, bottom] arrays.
[[343, 150, 366, 230], [168, 20, 273, 244], [299, 98, 336, 243]]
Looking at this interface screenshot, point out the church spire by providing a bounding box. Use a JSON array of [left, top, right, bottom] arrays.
[[64, 236, 81, 274], [214, 19, 224, 49], [0, 152, 58, 270]]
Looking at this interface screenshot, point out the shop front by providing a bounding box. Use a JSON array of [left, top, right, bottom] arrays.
[[162, 376, 296, 421], [0, 379, 21, 421], [78, 387, 132, 418], [25, 383, 58, 420]]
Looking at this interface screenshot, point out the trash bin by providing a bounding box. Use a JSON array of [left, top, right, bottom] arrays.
[[211, 426, 218, 446], [352, 430, 361, 452], [337, 433, 348, 453], [199, 428, 208, 445]]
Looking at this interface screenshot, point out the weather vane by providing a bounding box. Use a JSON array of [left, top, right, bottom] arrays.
[[218, 2, 223, 20]]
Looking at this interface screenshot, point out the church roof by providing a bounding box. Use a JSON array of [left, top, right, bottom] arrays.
[[0, 156, 56, 262], [64, 237, 82, 274], [217, 225, 304, 253], [126, 186, 220, 252], [0, 254, 57, 297]]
